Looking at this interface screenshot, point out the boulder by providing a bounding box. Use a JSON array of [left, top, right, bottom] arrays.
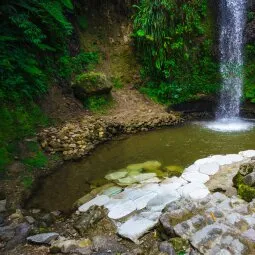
[[159, 241, 176, 255], [73, 72, 112, 100], [27, 232, 59, 244]]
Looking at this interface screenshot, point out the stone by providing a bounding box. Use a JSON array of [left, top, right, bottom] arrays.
[[117, 176, 137, 186], [243, 172, 255, 186], [102, 186, 123, 197], [0, 200, 6, 213], [178, 183, 209, 200], [108, 200, 136, 219], [159, 241, 176, 255], [78, 195, 110, 212], [164, 165, 184, 177], [181, 171, 210, 184], [73, 72, 112, 100], [239, 150, 255, 158], [242, 228, 255, 242], [133, 173, 157, 182], [159, 213, 175, 237], [92, 235, 127, 253], [74, 206, 105, 236], [127, 161, 162, 171], [105, 171, 128, 181], [133, 192, 158, 210], [59, 240, 78, 253], [199, 162, 220, 176], [27, 232, 59, 244], [25, 216, 35, 224], [118, 214, 158, 243], [5, 223, 31, 250], [0, 225, 15, 241]]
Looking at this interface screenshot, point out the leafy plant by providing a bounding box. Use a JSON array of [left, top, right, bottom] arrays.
[[133, 0, 220, 104]]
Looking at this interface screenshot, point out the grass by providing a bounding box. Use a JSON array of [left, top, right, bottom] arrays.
[[84, 95, 114, 113]]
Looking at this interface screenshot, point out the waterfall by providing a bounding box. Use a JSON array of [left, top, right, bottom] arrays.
[[216, 0, 247, 119]]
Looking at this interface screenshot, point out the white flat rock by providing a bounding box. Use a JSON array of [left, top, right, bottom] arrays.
[[161, 176, 187, 186], [134, 192, 158, 210], [146, 190, 180, 212], [78, 195, 110, 212], [239, 150, 255, 158], [188, 187, 210, 200], [140, 177, 161, 184], [199, 162, 220, 175], [194, 157, 215, 166], [225, 154, 244, 163], [210, 155, 233, 165], [181, 171, 210, 184], [117, 176, 137, 186], [183, 164, 200, 173], [108, 199, 136, 219], [178, 183, 209, 199], [102, 186, 123, 197], [118, 213, 159, 243]]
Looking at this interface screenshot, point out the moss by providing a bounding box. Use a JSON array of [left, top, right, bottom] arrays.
[[237, 184, 255, 202], [233, 172, 244, 188], [144, 168, 167, 178], [164, 165, 184, 178], [169, 237, 189, 253]]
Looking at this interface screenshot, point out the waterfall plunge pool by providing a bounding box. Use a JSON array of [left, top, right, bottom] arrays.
[[27, 120, 255, 212]]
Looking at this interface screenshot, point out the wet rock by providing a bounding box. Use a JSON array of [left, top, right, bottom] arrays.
[[108, 199, 136, 219], [5, 222, 31, 250], [74, 206, 105, 236], [243, 172, 255, 186], [27, 232, 59, 244], [25, 216, 35, 224], [159, 241, 176, 255], [78, 195, 110, 212], [127, 161, 161, 172], [0, 200, 6, 213], [159, 213, 175, 237], [242, 228, 255, 242], [105, 170, 128, 180], [0, 225, 15, 241], [92, 235, 127, 253]]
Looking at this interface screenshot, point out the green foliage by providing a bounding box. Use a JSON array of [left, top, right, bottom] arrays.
[[244, 13, 255, 103], [112, 77, 124, 89], [84, 95, 113, 113], [22, 176, 33, 189], [77, 15, 88, 30], [133, 0, 220, 104]]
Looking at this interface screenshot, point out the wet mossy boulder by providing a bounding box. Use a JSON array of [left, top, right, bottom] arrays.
[[233, 161, 255, 202], [72, 72, 112, 101]]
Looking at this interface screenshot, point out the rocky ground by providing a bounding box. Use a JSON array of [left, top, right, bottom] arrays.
[[1, 151, 255, 255], [38, 86, 181, 160]]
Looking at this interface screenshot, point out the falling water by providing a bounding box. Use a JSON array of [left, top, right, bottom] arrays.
[[216, 0, 247, 119], [202, 0, 255, 131]]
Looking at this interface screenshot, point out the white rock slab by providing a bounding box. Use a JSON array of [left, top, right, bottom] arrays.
[[194, 157, 215, 166], [199, 162, 220, 176], [225, 154, 244, 163], [183, 164, 200, 174], [108, 200, 136, 219], [178, 183, 208, 199], [102, 186, 123, 197], [210, 155, 233, 165], [181, 171, 210, 184], [189, 188, 210, 200], [146, 190, 180, 212], [161, 176, 187, 187], [118, 214, 159, 243], [78, 195, 110, 212], [117, 176, 137, 186], [239, 150, 255, 158], [134, 192, 158, 210]]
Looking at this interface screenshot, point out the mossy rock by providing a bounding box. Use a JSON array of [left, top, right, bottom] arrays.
[[164, 165, 184, 177], [239, 163, 254, 176], [144, 168, 167, 178], [233, 172, 244, 188], [126, 161, 162, 172], [72, 72, 112, 100], [169, 237, 189, 253], [237, 184, 255, 202]]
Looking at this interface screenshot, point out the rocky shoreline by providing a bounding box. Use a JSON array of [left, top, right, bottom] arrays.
[[1, 151, 255, 255], [38, 112, 181, 161]]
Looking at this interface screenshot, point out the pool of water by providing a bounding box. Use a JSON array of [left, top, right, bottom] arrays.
[[27, 120, 255, 212]]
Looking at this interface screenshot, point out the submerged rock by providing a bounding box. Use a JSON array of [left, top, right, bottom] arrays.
[[127, 161, 162, 171], [78, 195, 110, 212], [105, 170, 128, 181]]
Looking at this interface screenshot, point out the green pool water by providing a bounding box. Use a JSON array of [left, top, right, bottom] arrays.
[[27, 121, 255, 212]]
